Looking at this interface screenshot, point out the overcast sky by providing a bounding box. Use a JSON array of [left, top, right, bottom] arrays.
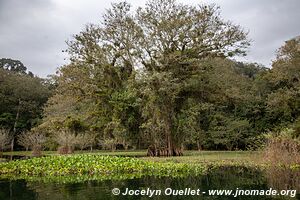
[[0, 0, 299, 77]]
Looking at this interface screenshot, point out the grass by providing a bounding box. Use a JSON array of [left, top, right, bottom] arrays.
[[1, 150, 259, 166], [142, 151, 257, 164], [2, 149, 255, 157], [2, 150, 146, 157]]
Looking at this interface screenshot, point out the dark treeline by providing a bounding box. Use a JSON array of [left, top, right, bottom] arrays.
[[0, 58, 53, 151], [1, 0, 300, 155]]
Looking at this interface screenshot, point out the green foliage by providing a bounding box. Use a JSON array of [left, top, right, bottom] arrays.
[[38, 0, 300, 152], [260, 37, 300, 129], [265, 128, 299, 141], [0, 58, 27, 74], [0, 66, 52, 132], [0, 155, 207, 180], [64, 117, 86, 132], [208, 114, 252, 150], [39, 0, 258, 152]]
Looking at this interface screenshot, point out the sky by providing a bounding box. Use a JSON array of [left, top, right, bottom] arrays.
[[0, 0, 299, 77]]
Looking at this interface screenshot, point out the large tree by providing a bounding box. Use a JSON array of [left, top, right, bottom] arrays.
[[134, 0, 249, 155], [42, 0, 250, 155]]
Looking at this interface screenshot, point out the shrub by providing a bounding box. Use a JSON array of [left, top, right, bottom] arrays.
[[263, 128, 300, 166], [17, 132, 31, 151], [54, 130, 77, 154], [17, 131, 47, 156], [76, 132, 97, 151], [0, 129, 11, 153], [98, 138, 116, 151]]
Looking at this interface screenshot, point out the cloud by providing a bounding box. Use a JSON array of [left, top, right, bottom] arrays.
[[200, 0, 300, 66], [0, 0, 299, 77]]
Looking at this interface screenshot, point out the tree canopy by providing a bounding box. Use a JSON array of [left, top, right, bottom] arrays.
[[37, 1, 300, 154], [0, 59, 53, 150]]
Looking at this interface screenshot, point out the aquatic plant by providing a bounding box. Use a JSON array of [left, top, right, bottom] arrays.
[[0, 153, 299, 184], [0, 155, 207, 180]]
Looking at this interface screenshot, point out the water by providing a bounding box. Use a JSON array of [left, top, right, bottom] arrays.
[[0, 167, 299, 200]]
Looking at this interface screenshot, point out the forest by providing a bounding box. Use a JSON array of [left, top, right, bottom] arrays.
[[0, 0, 300, 157]]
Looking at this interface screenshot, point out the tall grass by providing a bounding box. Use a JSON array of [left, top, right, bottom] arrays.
[[263, 128, 300, 166]]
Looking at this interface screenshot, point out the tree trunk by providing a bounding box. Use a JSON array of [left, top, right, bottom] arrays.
[[166, 114, 173, 156], [124, 144, 128, 151], [147, 108, 184, 157], [147, 122, 184, 157], [137, 138, 140, 150], [147, 146, 155, 157], [147, 145, 183, 157], [11, 98, 21, 152], [197, 141, 202, 151], [32, 145, 42, 157], [10, 138, 14, 153], [111, 144, 116, 152], [67, 146, 74, 154]]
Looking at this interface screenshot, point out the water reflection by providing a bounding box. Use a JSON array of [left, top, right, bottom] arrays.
[[0, 167, 299, 200], [265, 167, 300, 191]]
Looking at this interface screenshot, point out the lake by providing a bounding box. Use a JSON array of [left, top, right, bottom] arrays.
[[0, 167, 299, 200]]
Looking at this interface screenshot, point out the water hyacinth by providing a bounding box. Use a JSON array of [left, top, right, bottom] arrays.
[[0, 155, 208, 181]]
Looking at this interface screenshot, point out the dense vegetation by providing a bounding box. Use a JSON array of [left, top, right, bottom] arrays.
[[0, 155, 208, 180], [0, 58, 52, 151], [0, 0, 300, 156], [0, 152, 298, 185]]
